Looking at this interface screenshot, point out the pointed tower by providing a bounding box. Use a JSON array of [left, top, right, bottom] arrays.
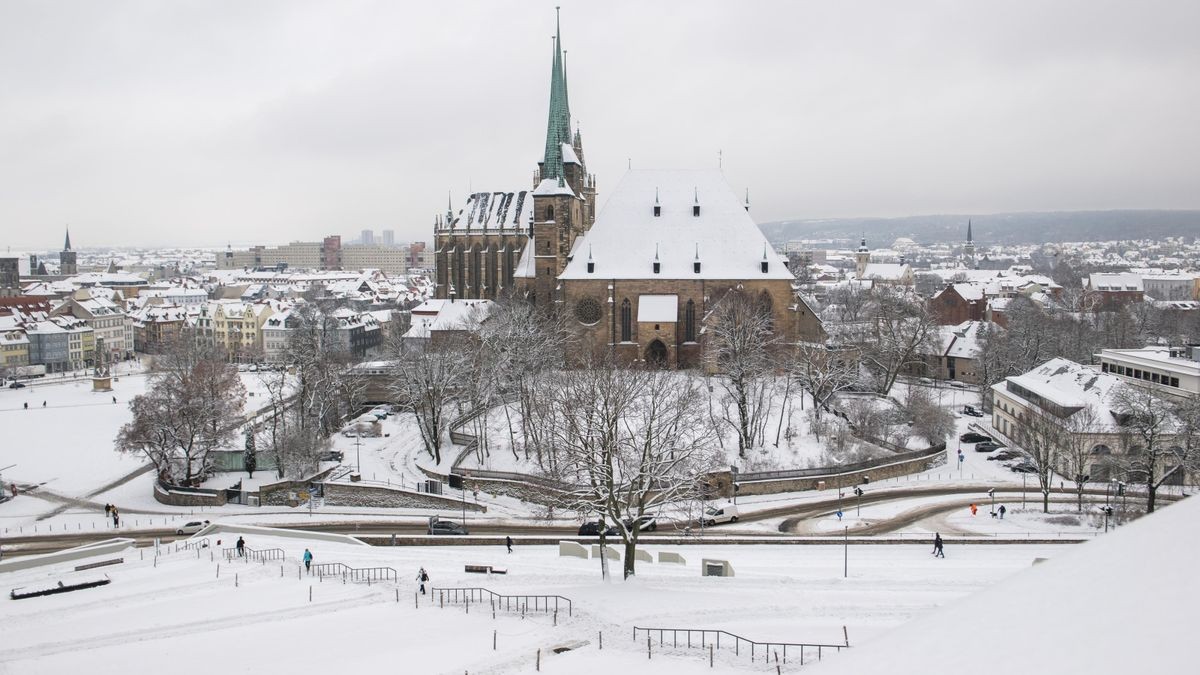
[[529, 7, 595, 310], [59, 226, 78, 276], [963, 219, 976, 269]]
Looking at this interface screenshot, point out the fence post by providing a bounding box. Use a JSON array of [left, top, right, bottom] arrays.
[[710, 644, 714, 667], [216, 564, 220, 578], [309, 586, 312, 602], [599, 631, 603, 650], [536, 649, 541, 672], [493, 630, 496, 651], [647, 636, 651, 660]]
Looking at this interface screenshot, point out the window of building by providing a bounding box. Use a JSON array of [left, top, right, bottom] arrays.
[[620, 299, 632, 342], [684, 299, 696, 342]]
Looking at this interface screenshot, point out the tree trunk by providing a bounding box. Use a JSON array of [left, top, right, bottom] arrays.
[[1146, 480, 1157, 513], [623, 539, 637, 579], [1042, 490, 1050, 514]]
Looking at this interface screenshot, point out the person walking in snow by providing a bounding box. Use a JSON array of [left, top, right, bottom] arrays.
[[970, 503, 978, 517], [112, 395, 117, 404], [236, 536, 246, 557], [506, 536, 513, 554], [23, 402, 28, 410], [112, 507, 120, 528], [416, 567, 429, 595], [998, 504, 1007, 519], [42, 401, 46, 407], [303, 548, 313, 572], [933, 533, 945, 558]]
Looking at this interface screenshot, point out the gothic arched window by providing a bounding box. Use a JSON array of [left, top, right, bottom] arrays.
[[684, 299, 696, 342], [469, 244, 482, 295], [452, 246, 465, 296], [503, 243, 515, 288], [486, 246, 498, 296], [620, 298, 632, 342]]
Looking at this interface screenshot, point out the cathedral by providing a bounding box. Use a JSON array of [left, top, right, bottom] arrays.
[[432, 10, 595, 305], [433, 11, 824, 367]]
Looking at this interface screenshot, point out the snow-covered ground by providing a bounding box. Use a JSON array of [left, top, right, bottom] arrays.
[[0, 528, 1064, 674]]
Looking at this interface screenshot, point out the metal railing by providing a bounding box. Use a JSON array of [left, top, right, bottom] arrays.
[[310, 562, 398, 583], [177, 538, 210, 552], [633, 625, 849, 665], [222, 546, 285, 563], [737, 444, 945, 482], [432, 586, 573, 616]]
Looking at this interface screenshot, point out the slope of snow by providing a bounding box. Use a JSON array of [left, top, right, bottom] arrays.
[[811, 495, 1199, 674]]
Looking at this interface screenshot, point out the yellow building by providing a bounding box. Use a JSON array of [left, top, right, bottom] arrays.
[[211, 301, 275, 362], [1, 330, 30, 367]]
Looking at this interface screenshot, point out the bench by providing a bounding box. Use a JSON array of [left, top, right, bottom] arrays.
[[465, 564, 508, 575], [74, 558, 123, 572]]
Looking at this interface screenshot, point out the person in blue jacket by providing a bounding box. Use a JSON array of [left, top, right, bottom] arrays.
[[303, 548, 313, 571]]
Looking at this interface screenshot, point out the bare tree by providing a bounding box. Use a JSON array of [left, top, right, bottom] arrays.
[[389, 338, 471, 465], [1112, 384, 1190, 513], [115, 337, 246, 485], [1012, 405, 1064, 513], [704, 291, 777, 458], [545, 361, 719, 580], [901, 385, 955, 447], [1056, 404, 1101, 512], [852, 289, 936, 394], [789, 342, 858, 442]]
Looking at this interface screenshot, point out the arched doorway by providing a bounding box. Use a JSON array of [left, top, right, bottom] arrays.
[[645, 339, 668, 367]]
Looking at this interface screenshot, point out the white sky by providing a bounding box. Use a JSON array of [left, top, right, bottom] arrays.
[[1, 0, 1197, 249]]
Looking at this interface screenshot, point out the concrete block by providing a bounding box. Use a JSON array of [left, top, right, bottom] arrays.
[[658, 551, 687, 565], [634, 549, 653, 563], [701, 558, 734, 577], [559, 541, 589, 559], [591, 544, 621, 560]]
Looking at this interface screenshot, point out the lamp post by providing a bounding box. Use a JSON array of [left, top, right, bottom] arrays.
[[854, 487, 863, 517], [988, 487, 995, 516]]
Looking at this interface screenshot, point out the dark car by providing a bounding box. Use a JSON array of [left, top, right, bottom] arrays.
[[987, 449, 1021, 461], [1010, 461, 1038, 474], [577, 521, 604, 536], [427, 520, 469, 535], [961, 405, 984, 417], [960, 432, 991, 444], [974, 442, 1004, 453], [605, 516, 658, 535], [8, 381, 25, 389]]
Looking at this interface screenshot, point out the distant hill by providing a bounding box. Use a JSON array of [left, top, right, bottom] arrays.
[[758, 210, 1200, 246]]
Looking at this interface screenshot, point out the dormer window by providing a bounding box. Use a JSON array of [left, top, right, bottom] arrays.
[[653, 261, 661, 274], [653, 205, 661, 217], [693, 205, 700, 217], [761, 260, 769, 273], [587, 261, 595, 274], [694, 261, 701, 274]]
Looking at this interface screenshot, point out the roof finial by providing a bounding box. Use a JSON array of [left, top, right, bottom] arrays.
[[654, 243, 660, 261], [763, 242, 768, 260], [694, 186, 699, 204], [695, 242, 700, 260], [655, 187, 660, 204], [588, 244, 593, 261]]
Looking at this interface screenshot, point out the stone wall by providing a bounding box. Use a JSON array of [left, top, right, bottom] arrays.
[[153, 482, 226, 507], [736, 447, 946, 496], [322, 482, 486, 512], [257, 467, 337, 507]]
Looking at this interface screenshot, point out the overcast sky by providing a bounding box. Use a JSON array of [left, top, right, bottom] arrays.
[[1, 0, 1197, 250]]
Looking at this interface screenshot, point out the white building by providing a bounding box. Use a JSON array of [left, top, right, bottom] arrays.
[[1097, 346, 1200, 399]]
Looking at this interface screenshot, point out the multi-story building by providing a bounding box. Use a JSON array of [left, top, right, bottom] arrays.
[[0, 257, 19, 297], [928, 283, 986, 325], [261, 309, 296, 363], [1142, 274, 1198, 302], [130, 305, 188, 354], [381, 230, 395, 247], [340, 245, 411, 274], [54, 316, 95, 370], [1084, 273, 1143, 306], [211, 301, 275, 362], [361, 229, 375, 245], [1097, 346, 1200, 399], [51, 294, 132, 360], [24, 321, 71, 372], [0, 329, 30, 367]]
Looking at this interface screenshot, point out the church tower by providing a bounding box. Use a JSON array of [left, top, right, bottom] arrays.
[[963, 219, 976, 269], [529, 8, 595, 309], [855, 237, 871, 278], [59, 227, 78, 276]]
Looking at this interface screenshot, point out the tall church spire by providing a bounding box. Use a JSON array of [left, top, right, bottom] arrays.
[[967, 219, 973, 243], [541, 7, 571, 182], [63, 226, 72, 251]]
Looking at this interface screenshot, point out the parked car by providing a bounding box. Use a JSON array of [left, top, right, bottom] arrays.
[[428, 520, 469, 535], [1010, 461, 1038, 474], [950, 381, 968, 389], [370, 405, 390, 420], [319, 450, 344, 462], [175, 520, 209, 535], [8, 381, 25, 389], [577, 521, 604, 536], [974, 442, 1004, 453], [918, 377, 934, 385], [605, 516, 659, 535], [702, 504, 740, 526], [962, 405, 984, 417], [960, 432, 991, 444], [987, 450, 1021, 461]]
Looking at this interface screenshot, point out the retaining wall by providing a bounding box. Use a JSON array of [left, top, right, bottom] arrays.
[[321, 482, 486, 512]]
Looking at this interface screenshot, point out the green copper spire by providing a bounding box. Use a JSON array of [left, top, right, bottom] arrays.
[[541, 7, 571, 182]]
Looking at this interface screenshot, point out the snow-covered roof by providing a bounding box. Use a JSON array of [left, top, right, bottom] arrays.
[[513, 238, 535, 280], [998, 358, 1122, 423], [402, 299, 493, 340], [817, 495, 1200, 675], [447, 191, 532, 232], [559, 169, 791, 280], [636, 295, 678, 323], [532, 178, 575, 197], [561, 142, 580, 165], [860, 262, 910, 281], [1088, 272, 1143, 292]]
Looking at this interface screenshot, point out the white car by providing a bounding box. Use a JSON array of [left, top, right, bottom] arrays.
[[175, 520, 208, 535], [703, 504, 739, 526]]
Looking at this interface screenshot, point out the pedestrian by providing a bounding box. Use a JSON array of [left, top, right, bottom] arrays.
[[236, 536, 245, 557], [933, 533, 945, 558], [112, 508, 120, 528], [303, 548, 313, 572], [999, 504, 1007, 519], [970, 503, 978, 517], [416, 567, 429, 595], [23, 402, 28, 410], [42, 401, 46, 407], [104, 503, 111, 517], [112, 395, 117, 404], [11, 482, 18, 498], [506, 536, 513, 554]]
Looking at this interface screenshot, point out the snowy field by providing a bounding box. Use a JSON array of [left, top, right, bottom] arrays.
[[0, 529, 1063, 674], [0, 372, 290, 524]]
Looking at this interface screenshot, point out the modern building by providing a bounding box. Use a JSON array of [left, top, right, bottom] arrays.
[[1097, 346, 1200, 399], [361, 230, 375, 246], [381, 230, 395, 247], [25, 320, 71, 372]]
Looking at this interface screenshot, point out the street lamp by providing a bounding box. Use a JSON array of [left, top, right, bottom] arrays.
[[988, 487, 995, 516]]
